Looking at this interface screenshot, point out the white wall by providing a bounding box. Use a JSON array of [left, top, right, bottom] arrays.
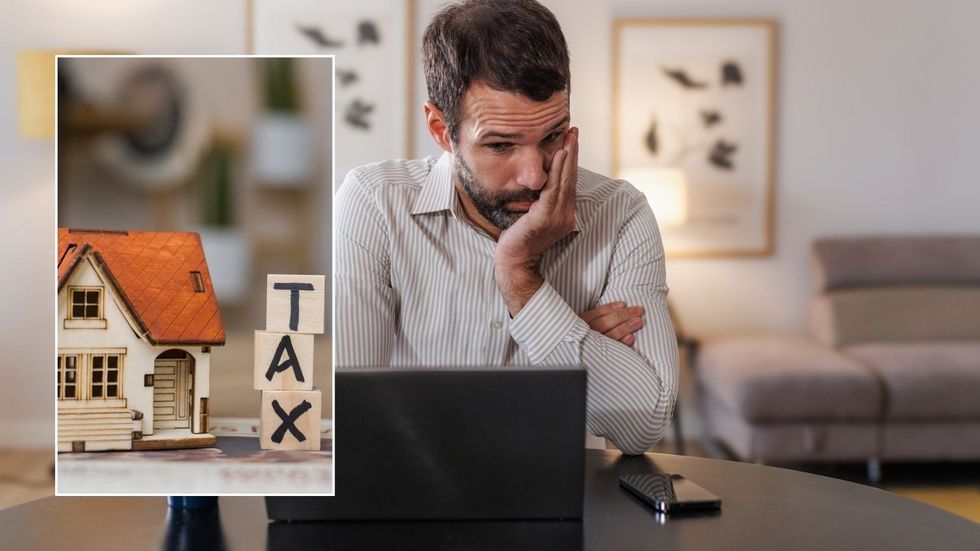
[[415, 0, 980, 338]]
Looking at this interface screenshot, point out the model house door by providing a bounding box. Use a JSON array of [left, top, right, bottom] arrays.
[[154, 359, 192, 429]]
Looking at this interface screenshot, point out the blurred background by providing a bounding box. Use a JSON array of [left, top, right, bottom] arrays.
[[2, 0, 979, 520]]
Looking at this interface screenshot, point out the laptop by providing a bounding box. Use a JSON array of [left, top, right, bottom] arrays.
[[266, 366, 587, 521]]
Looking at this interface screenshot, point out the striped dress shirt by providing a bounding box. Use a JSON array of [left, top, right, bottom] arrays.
[[335, 152, 679, 454]]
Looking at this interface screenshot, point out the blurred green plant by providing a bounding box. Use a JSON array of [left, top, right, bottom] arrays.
[[262, 58, 299, 113], [197, 140, 233, 227]]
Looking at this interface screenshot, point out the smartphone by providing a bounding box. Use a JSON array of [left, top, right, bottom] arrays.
[[619, 474, 721, 514]]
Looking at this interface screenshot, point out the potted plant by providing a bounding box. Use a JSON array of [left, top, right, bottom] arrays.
[[251, 58, 314, 186]]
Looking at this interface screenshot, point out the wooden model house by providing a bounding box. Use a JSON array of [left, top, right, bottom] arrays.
[[57, 228, 225, 452]]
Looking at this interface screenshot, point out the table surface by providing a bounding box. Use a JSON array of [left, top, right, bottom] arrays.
[[6, 450, 978, 550], [56, 418, 333, 494]]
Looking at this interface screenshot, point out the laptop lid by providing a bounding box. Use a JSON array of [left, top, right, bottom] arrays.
[[267, 366, 586, 521]]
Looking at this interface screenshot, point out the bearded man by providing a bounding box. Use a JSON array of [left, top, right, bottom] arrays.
[[335, 0, 678, 454]]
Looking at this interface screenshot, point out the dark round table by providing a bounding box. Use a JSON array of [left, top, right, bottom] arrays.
[[3, 450, 977, 550]]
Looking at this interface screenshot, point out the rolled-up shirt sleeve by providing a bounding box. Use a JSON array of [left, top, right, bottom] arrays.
[[509, 196, 679, 455]]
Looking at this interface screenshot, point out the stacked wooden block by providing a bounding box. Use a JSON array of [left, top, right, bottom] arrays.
[[256, 275, 325, 451]]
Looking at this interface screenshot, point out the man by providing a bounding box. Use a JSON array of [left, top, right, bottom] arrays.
[[335, 0, 678, 455]]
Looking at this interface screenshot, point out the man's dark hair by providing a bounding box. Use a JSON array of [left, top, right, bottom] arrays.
[[422, 0, 570, 144]]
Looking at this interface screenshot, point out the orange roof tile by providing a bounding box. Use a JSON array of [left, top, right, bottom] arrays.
[[58, 228, 225, 346]]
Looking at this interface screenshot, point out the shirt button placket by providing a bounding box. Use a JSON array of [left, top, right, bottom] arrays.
[[487, 317, 507, 364]]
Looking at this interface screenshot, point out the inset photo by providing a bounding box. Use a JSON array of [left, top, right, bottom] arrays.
[[55, 55, 334, 495]]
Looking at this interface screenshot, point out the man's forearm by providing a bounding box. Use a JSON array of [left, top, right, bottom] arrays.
[[508, 282, 679, 455], [494, 263, 544, 317], [579, 327, 677, 455]]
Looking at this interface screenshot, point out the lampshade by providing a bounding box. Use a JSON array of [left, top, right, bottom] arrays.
[[618, 167, 689, 226], [16, 51, 57, 140]]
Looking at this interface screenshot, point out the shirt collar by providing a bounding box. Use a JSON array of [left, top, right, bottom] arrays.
[[411, 152, 456, 216], [411, 151, 583, 234]]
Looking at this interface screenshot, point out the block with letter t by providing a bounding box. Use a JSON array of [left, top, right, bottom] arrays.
[[254, 331, 315, 391], [261, 389, 322, 451], [266, 274, 326, 334]]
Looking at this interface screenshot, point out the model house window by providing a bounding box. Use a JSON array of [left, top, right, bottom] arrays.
[[190, 271, 204, 292], [69, 287, 102, 320], [58, 355, 79, 400], [91, 354, 122, 399]]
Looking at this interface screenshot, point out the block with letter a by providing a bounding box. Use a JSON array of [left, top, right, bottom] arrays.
[[260, 390, 322, 451], [258, 274, 325, 450], [254, 331, 314, 391]]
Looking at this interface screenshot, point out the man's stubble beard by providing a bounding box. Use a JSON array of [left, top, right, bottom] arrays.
[[455, 152, 539, 231]]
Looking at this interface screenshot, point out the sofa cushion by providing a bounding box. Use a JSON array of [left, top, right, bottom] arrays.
[[811, 236, 980, 291], [697, 335, 882, 423], [880, 422, 980, 461], [809, 287, 980, 346], [702, 390, 881, 461], [844, 342, 980, 420]]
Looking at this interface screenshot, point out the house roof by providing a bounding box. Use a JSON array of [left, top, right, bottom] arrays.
[[58, 228, 225, 346]]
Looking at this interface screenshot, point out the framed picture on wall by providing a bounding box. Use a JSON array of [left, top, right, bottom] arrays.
[[250, 0, 414, 186], [613, 19, 777, 257]]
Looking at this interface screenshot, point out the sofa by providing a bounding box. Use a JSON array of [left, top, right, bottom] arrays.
[[695, 236, 980, 480]]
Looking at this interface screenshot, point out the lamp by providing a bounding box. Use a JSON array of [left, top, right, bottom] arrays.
[[617, 167, 688, 227], [16, 51, 58, 140]]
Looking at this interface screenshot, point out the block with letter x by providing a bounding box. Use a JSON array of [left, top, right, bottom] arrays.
[[254, 330, 314, 391], [266, 274, 325, 334], [261, 389, 322, 451]]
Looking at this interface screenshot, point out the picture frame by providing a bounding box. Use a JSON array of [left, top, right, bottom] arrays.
[[249, 0, 414, 186], [613, 18, 778, 257]]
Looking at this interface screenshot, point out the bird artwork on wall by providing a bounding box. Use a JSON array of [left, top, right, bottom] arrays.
[[662, 67, 708, 89], [644, 118, 658, 155], [344, 20, 380, 131], [614, 19, 776, 256], [700, 109, 722, 128], [646, 60, 748, 173], [295, 23, 344, 48], [337, 69, 359, 87], [721, 61, 743, 86], [708, 140, 737, 170], [291, 18, 384, 132], [345, 99, 374, 130], [357, 20, 381, 46]]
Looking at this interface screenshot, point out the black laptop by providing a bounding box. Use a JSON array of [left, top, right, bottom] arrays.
[[266, 366, 586, 521]]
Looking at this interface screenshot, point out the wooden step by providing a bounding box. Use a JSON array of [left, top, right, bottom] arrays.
[[59, 415, 133, 425], [59, 423, 133, 433], [59, 425, 133, 437], [59, 409, 134, 424], [60, 413, 132, 420], [58, 407, 134, 415], [58, 412, 131, 421], [58, 432, 133, 443], [59, 423, 134, 435]]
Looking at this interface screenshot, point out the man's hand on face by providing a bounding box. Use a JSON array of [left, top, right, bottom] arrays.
[[494, 127, 579, 316], [580, 302, 645, 347]]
